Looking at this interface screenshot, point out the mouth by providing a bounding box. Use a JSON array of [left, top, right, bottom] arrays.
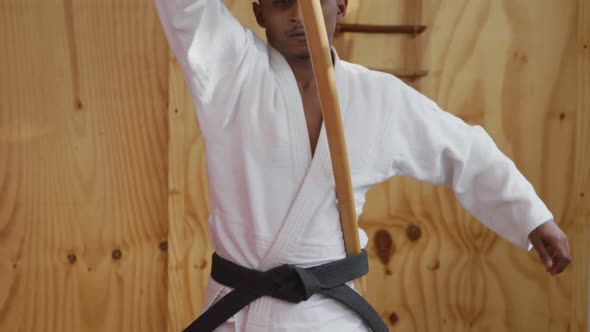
[[287, 30, 307, 41]]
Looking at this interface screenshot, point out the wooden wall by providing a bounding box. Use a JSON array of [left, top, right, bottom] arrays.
[[0, 0, 588, 331], [0, 0, 170, 331]]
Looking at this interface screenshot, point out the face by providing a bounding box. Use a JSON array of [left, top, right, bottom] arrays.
[[252, 0, 348, 60]]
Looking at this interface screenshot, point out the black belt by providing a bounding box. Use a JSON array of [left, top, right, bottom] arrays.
[[184, 249, 388, 332]]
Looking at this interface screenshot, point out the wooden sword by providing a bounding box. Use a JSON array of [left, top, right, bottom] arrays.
[[297, 0, 365, 293]]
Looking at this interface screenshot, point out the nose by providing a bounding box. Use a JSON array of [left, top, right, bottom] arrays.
[[290, 1, 303, 24]]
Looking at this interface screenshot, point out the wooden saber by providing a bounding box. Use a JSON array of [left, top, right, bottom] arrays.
[[298, 0, 365, 293]]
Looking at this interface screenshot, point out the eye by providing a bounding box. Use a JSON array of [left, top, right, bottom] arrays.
[[273, 0, 292, 8]]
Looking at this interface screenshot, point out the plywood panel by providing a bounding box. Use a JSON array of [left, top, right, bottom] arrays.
[[166, 55, 212, 331], [333, 0, 425, 89], [348, 0, 590, 331], [334, 0, 407, 71], [0, 0, 170, 331], [2, 0, 582, 331], [577, 0, 590, 328]]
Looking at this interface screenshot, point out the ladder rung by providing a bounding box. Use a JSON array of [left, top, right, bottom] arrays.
[[337, 24, 427, 35], [371, 68, 429, 81]]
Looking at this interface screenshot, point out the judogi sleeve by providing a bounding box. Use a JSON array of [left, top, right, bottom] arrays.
[[382, 85, 553, 251], [154, 0, 254, 124]]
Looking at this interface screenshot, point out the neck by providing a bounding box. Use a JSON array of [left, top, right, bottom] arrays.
[[287, 55, 316, 90], [285, 50, 335, 91]]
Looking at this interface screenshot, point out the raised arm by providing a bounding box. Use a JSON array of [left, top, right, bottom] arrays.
[[382, 84, 570, 274], [154, 0, 254, 100]]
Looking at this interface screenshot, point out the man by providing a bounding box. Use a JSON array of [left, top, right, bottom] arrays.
[[154, 0, 572, 331]]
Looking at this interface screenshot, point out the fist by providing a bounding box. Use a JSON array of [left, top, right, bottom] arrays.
[[528, 220, 572, 276]]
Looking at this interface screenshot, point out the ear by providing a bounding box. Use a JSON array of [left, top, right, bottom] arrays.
[[336, 0, 347, 21], [252, 2, 266, 28]]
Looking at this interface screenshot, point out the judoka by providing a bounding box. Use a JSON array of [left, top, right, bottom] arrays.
[[154, 0, 573, 331]]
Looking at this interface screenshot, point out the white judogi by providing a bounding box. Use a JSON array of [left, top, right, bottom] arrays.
[[154, 0, 554, 331]]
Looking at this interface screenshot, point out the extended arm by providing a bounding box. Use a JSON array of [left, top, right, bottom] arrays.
[[383, 86, 571, 275]]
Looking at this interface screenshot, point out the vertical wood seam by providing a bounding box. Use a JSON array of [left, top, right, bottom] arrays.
[[581, 0, 590, 329], [166, 50, 185, 332]]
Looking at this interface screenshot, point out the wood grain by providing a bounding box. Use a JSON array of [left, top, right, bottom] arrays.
[[1, 0, 587, 331], [0, 0, 169, 331], [578, 0, 590, 329], [166, 53, 212, 332], [347, 1, 589, 331]]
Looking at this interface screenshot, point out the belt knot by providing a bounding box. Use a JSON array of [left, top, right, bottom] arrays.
[[266, 265, 321, 303]]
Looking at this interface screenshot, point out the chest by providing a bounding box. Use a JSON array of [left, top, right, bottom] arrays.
[[300, 88, 323, 156], [229, 66, 384, 178]]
